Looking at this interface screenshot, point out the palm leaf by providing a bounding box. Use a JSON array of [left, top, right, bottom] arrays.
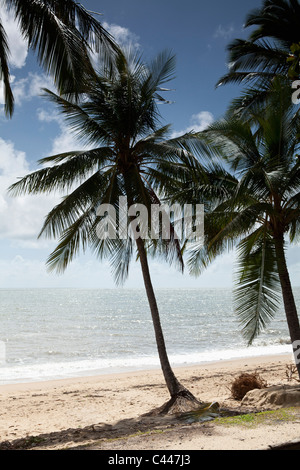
[[8, 148, 113, 196], [38, 170, 111, 240], [148, 50, 176, 88], [5, 0, 117, 98], [234, 229, 281, 344], [0, 17, 14, 116], [42, 89, 113, 146], [246, 0, 300, 46], [46, 208, 95, 273], [201, 118, 261, 172], [217, 38, 288, 91], [109, 237, 134, 285]]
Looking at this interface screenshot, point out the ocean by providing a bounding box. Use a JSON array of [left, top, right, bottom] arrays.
[[0, 287, 297, 385]]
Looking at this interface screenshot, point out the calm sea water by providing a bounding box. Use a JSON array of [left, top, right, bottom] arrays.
[[0, 287, 297, 384]]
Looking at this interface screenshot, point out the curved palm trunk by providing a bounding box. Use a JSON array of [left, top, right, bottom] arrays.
[[274, 234, 300, 379], [135, 236, 197, 402]]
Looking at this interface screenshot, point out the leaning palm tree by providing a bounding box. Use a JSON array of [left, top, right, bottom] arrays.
[[217, 0, 300, 116], [8, 48, 203, 413], [0, 0, 116, 116], [183, 77, 300, 378]]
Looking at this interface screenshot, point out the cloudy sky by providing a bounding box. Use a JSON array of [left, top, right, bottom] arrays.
[[0, 0, 299, 289]]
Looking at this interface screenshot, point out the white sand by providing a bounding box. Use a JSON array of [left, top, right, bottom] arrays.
[[1, 353, 300, 450]]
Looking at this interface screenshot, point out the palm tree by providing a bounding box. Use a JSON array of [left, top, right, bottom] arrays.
[[8, 48, 203, 413], [182, 77, 300, 378], [217, 0, 300, 116], [0, 0, 116, 117]]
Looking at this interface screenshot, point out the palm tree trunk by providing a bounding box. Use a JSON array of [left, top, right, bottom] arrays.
[[274, 234, 300, 379], [135, 236, 197, 401]]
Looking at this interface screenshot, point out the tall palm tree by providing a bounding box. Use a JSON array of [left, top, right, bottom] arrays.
[[8, 49, 202, 413], [0, 0, 116, 117], [217, 0, 300, 116], [182, 77, 300, 378]]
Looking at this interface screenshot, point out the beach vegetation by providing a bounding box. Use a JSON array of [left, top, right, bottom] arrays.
[[286, 363, 300, 381], [215, 407, 300, 428], [0, 0, 117, 117], [169, 0, 300, 380], [8, 46, 205, 413], [174, 75, 300, 379], [5, 0, 300, 411], [230, 373, 268, 401]]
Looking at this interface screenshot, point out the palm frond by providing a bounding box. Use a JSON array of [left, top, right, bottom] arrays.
[[234, 229, 281, 344], [226, 82, 277, 120], [201, 118, 261, 172], [8, 148, 113, 196], [289, 215, 300, 243], [0, 16, 14, 117], [42, 89, 113, 146], [149, 50, 176, 88], [38, 170, 111, 239], [5, 0, 117, 98], [46, 208, 95, 273], [217, 38, 288, 90], [246, 0, 300, 46], [109, 237, 134, 285]]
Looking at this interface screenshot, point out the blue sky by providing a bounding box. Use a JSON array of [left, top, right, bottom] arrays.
[[0, 0, 299, 289]]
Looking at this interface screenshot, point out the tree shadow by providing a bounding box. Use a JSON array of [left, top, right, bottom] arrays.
[[0, 404, 242, 450], [0, 414, 177, 450]]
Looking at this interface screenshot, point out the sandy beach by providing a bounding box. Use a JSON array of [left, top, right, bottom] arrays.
[[1, 353, 300, 451]]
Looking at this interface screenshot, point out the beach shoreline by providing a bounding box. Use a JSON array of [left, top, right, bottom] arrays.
[[1, 352, 300, 450], [0, 350, 294, 390]]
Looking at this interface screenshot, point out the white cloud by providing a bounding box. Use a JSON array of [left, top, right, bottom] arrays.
[[37, 108, 60, 123], [90, 21, 141, 69], [1, 9, 28, 69], [51, 125, 84, 155], [28, 73, 55, 97], [214, 24, 235, 40], [171, 111, 214, 138], [12, 72, 54, 106], [0, 139, 29, 177], [0, 138, 60, 243], [0, 72, 55, 110], [102, 21, 140, 50]]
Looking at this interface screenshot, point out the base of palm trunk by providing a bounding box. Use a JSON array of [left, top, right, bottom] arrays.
[[145, 388, 204, 416]]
